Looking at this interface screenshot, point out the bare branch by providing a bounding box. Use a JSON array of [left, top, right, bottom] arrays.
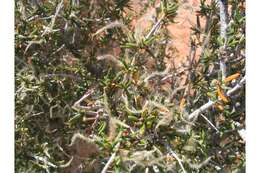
[[41, 0, 63, 36], [145, 16, 164, 40], [72, 88, 101, 115], [217, 0, 229, 80], [101, 142, 121, 173], [93, 20, 127, 37], [122, 94, 149, 114], [200, 113, 219, 133], [186, 156, 212, 170], [164, 142, 187, 173], [218, 0, 228, 40], [226, 76, 246, 96]]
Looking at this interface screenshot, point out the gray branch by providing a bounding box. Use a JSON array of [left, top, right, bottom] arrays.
[[101, 142, 121, 173], [217, 0, 229, 80], [187, 76, 245, 120]]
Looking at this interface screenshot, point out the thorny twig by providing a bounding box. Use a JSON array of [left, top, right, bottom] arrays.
[[226, 76, 246, 96], [217, 0, 228, 41], [24, 0, 64, 54], [16, 0, 245, 171]]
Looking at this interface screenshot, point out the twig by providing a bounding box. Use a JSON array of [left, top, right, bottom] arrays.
[[187, 76, 245, 120], [186, 156, 212, 170], [143, 64, 171, 83], [170, 86, 187, 100], [93, 20, 127, 37], [200, 113, 219, 133], [96, 54, 124, 68], [145, 15, 165, 40], [41, 73, 80, 80], [164, 142, 187, 173], [111, 117, 135, 134], [91, 110, 102, 129], [73, 89, 96, 111], [24, 0, 63, 54], [41, 0, 63, 36], [74, 89, 94, 106], [51, 44, 65, 55], [122, 94, 149, 114], [49, 104, 58, 119], [24, 40, 43, 54], [187, 100, 215, 121], [101, 142, 121, 173]]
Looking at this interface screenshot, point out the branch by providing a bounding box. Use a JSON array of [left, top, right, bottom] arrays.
[[226, 76, 246, 96], [164, 142, 187, 173], [218, 0, 228, 40], [217, 0, 229, 80], [186, 156, 212, 170], [72, 88, 101, 116], [122, 94, 149, 114], [187, 76, 245, 120], [143, 64, 171, 83], [187, 100, 215, 121], [200, 113, 219, 133], [101, 142, 121, 173], [145, 16, 164, 40], [93, 20, 128, 37], [41, 0, 63, 36]]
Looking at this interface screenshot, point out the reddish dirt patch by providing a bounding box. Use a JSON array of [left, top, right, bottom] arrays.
[[128, 0, 210, 66]]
